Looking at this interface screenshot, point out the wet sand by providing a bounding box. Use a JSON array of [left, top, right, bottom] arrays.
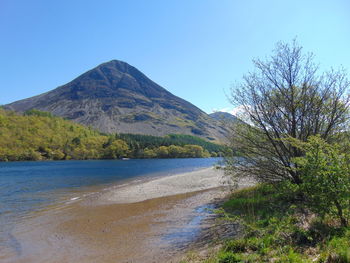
[[4, 167, 253, 263]]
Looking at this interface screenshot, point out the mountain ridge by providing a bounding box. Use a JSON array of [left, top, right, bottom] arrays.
[[209, 111, 239, 122], [5, 60, 227, 142]]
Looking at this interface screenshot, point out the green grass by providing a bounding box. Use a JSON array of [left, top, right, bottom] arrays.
[[182, 184, 350, 263]]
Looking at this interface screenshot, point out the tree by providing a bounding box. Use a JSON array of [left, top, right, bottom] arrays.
[[168, 145, 184, 158], [292, 136, 350, 226], [157, 146, 169, 158], [104, 139, 129, 159], [226, 40, 350, 184], [143, 148, 157, 158], [183, 145, 207, 158]]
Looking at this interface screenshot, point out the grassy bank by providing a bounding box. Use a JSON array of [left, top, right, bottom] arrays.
[[182, 184, 350, 263]]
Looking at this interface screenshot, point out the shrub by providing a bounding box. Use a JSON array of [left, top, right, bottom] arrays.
[[292, 136, 350, 227]]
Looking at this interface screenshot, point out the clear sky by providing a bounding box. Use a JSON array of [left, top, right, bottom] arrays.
[[1, 0, 350, 113]]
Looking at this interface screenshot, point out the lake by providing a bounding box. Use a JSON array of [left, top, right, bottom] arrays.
[[0, 158, 222, 251]]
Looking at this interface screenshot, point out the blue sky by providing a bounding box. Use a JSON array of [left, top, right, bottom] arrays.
[[1, 0, 350, 113]]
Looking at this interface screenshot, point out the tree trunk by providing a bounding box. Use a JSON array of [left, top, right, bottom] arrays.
[[334, 200, 348, 227]]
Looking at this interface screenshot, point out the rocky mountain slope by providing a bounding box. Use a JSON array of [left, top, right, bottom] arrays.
[[209, 111, 239, 122], [5, 60, 227, 141]]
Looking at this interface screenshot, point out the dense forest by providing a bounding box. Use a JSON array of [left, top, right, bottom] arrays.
[[117, 133, 225, 158], [0, 109, 224, 161]]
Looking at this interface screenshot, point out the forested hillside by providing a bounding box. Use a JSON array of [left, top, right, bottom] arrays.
[[118, 133, 225, 157], [0, 109, 223, 161]]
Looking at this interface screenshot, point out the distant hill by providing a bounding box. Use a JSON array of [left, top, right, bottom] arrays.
[[5, 60, 228, 142], [209, 111, 239, 122]]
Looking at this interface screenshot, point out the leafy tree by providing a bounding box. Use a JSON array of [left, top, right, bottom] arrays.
[[156, 146, 169, 158], [168, 145, 185, 158], [143, 148, 157, 158], [292, 136, 350, 226], [104, 139, 129, 159], [226, 40, 350, 184], [184, 145, 207, 158]]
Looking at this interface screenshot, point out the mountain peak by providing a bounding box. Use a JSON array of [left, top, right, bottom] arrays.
[[98, 59, 134, 72], [5, 61, 228, 141]]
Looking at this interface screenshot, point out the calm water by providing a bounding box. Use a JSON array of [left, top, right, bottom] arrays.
[[0, 158, 221, 248]]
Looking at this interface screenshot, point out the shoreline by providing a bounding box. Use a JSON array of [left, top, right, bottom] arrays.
[[5, 167, 254, 263], [0, 157, 218, 163], [96, 167, 229, 204]]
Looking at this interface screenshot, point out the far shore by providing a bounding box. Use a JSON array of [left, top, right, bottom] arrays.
[[6, 167, 255, 263], [0, 156, 221, 163]]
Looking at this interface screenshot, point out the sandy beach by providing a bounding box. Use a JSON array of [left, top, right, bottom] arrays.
[[4, 167, 254, 263], [99, 167, 231, 204]]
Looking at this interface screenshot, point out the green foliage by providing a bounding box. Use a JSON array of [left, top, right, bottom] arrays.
[[214, 40, 350, 263], [319, 231, 350, 262], [103, 139, 129, 159], [227, 40, 350, 185], [218, 251, 241, 263], [117, 133, 217, 158], [277, 249, 309, 263], [168, 145, 185, 158], [208, 185, 350, 262], [224, 238, 261, 253], [143, 148, 157, 158], [183, 144, 210, 158], [0, 109, 110, 161], [151, 144, 210, 158], [167, 134, 224, 153], [0, 109, 215, 161], [24, 109, 54, 117], [291, 136, 350, 226], [157, 146, 169, 158], [118, 133, 225, 155]]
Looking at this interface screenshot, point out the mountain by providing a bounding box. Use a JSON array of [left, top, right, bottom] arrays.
[[5, 60, 227, 141], [209, 111, 239, 122]]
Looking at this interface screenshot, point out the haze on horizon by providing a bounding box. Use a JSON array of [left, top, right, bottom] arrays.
[[1, 0, 349, 114]]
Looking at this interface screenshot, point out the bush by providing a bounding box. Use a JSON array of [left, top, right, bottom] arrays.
[[292, 136, 350, 227]]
